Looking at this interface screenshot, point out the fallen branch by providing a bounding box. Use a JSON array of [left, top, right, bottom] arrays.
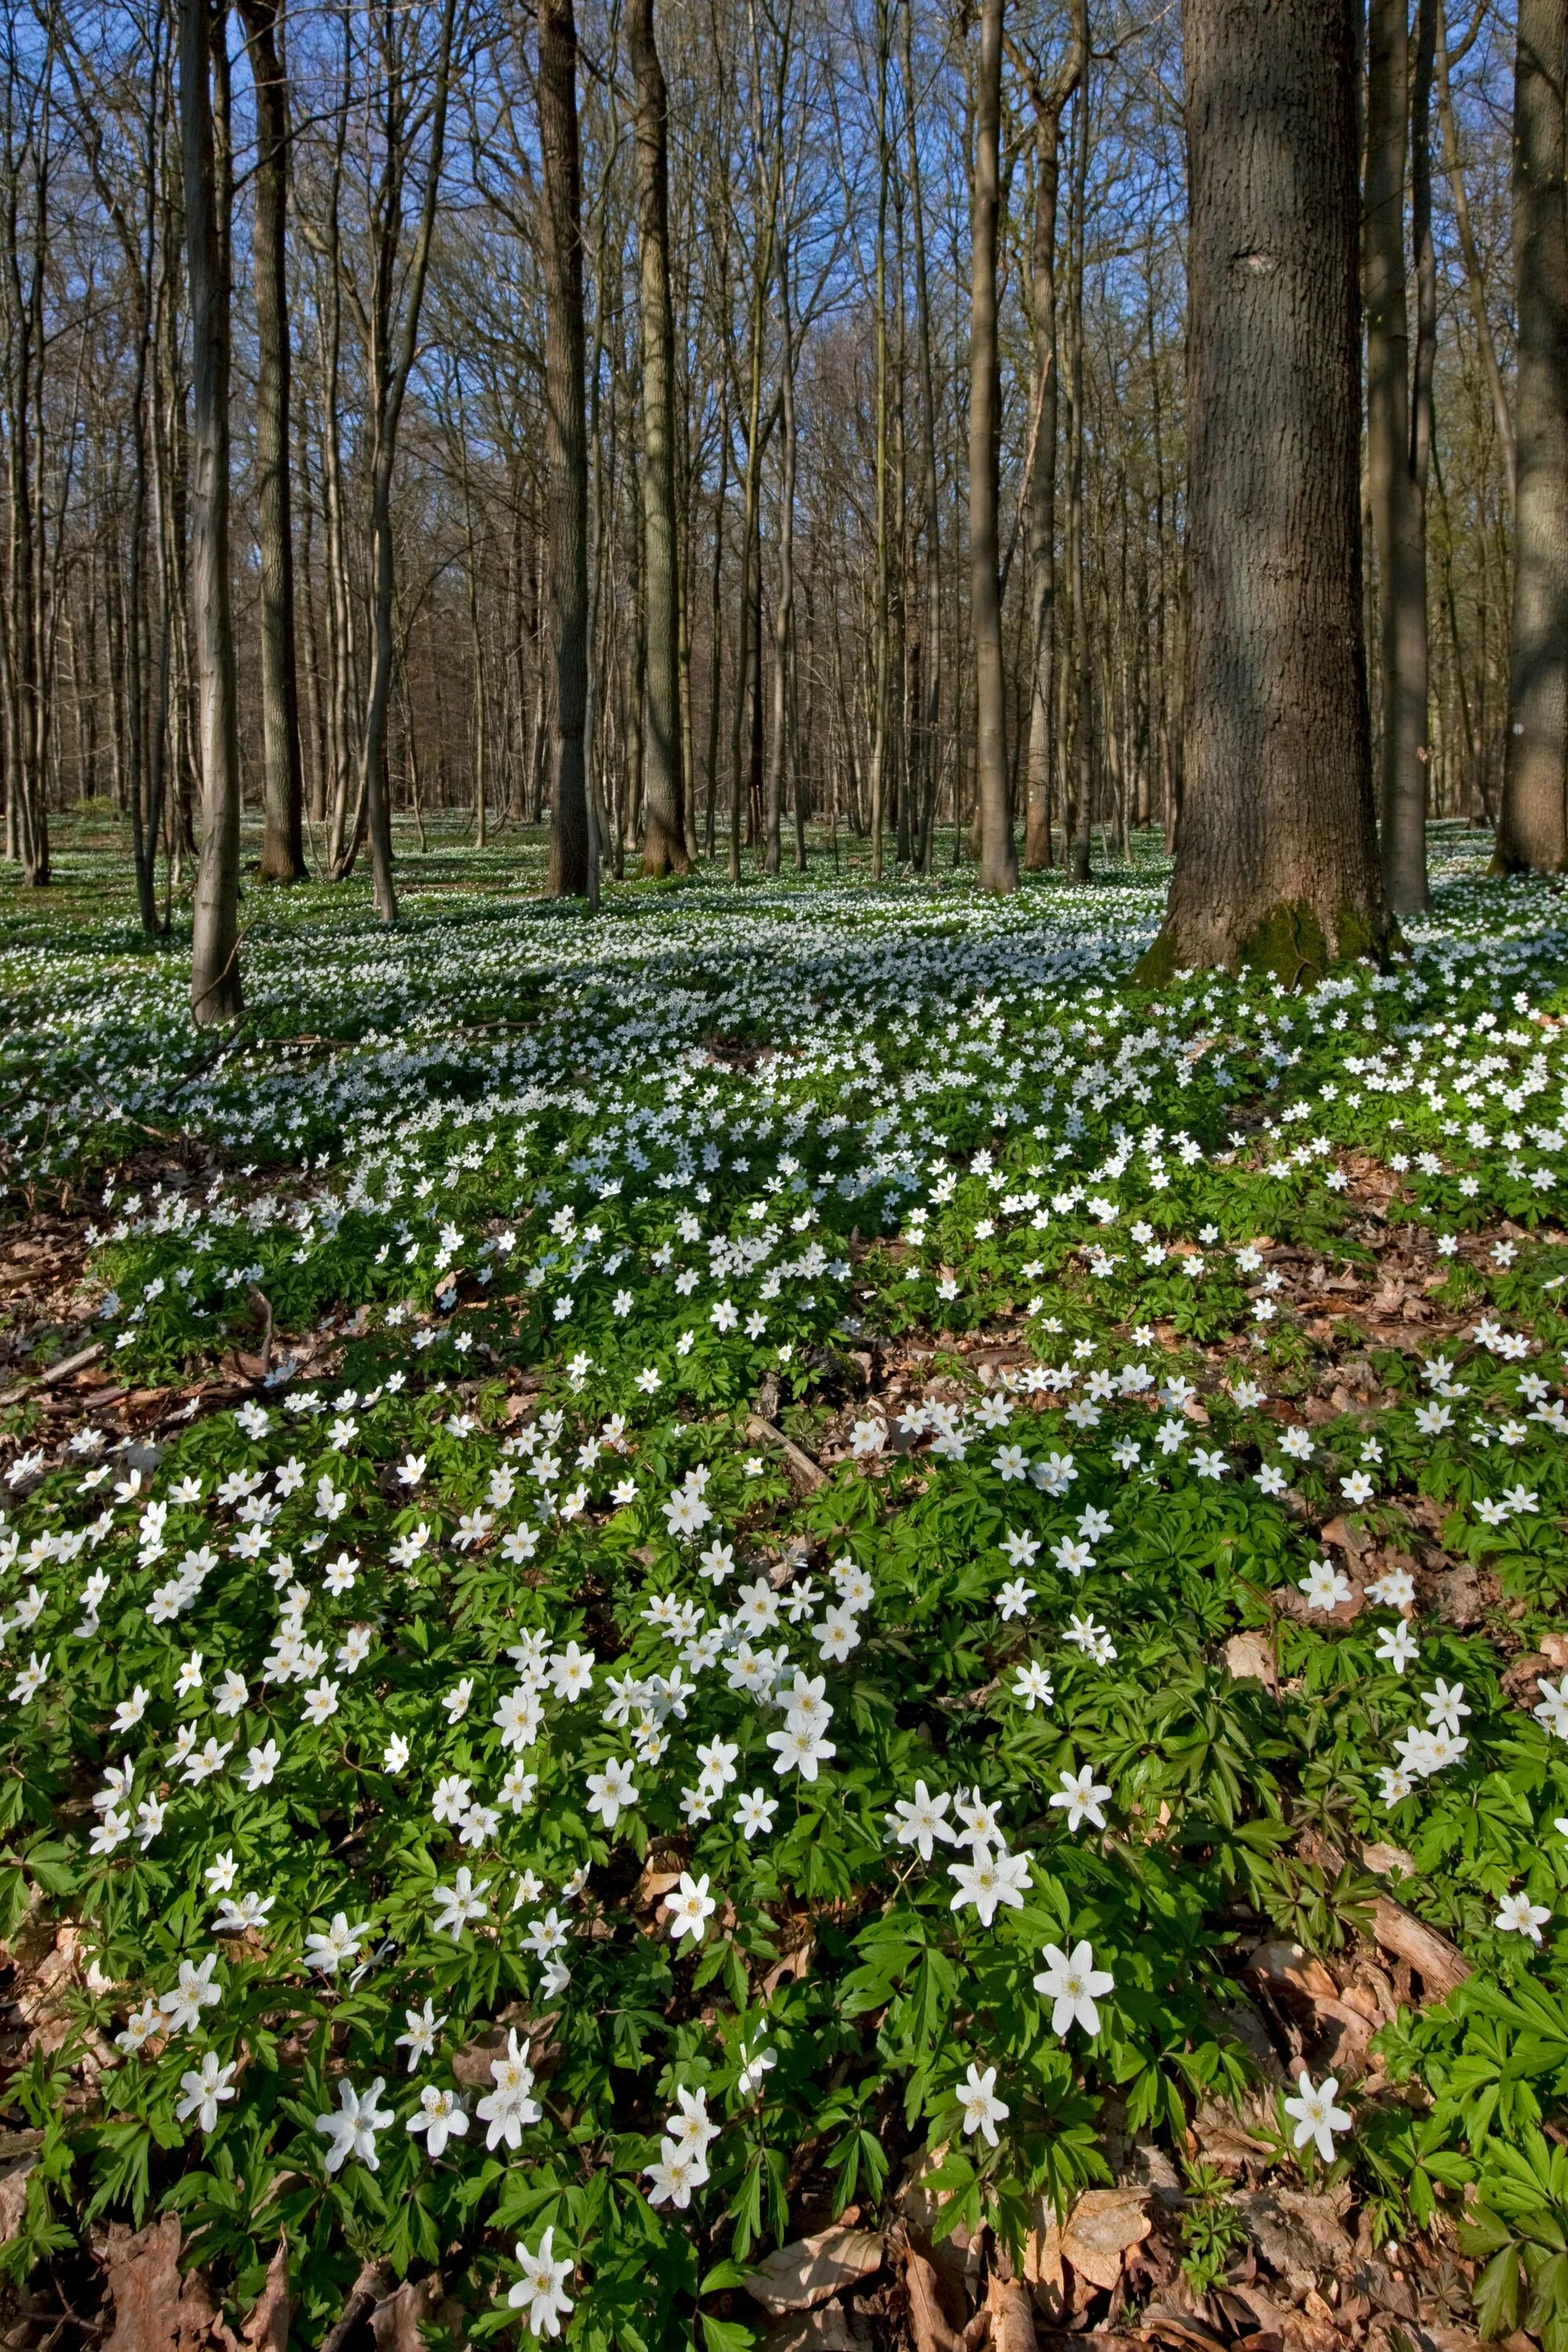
[[320, 2259, 394, 2352], [0, 1339, 104, 1406], [744, 1413, 826, 1490], [1301, 1830, 1470, 1999]]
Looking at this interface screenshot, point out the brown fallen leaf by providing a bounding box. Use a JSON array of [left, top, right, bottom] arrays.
[[1222, 1632, 1278, 1692], [370, 2275, 444, 2352], [240, 2240, 290, 2352], [762, 2306, 865, 2352], [744, 2227, 884, 2317], [102, 2215, 238, 2352], [893, 2230, 965, 2352], [985, 2274, 1039, 2352], [0, 2154, 35, 2246], [1059, 2187, 1152, 2292]]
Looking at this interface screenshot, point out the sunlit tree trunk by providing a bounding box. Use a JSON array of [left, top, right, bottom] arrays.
[[968, 0, 1014, 892], [540, 0, 592, 896], [1499, 0, 1568, 873], [180, 0, 241, 1021], [1145, 0, 1389, 982]]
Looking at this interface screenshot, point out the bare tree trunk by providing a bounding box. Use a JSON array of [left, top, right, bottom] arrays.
[[901, 0, 940, 877], [539, 0, 592, 897], [1365, 0, 1430, 913], [968, 0, 1013, 891], [1065, 13, 1092, 882], [764, 249, 796, 875], [1145, 0, 1389, 982], [1499, 0, 1568, 873], [1435, 2, 1515, 515], [181, 0, 241, 1021], [1014, 24, 1083, 871], [235, 0, 306, 881], [628, 0, 687, 875]]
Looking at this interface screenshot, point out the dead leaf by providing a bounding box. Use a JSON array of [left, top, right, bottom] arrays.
[[1021, 2197, 1065, 2321], [985, 2274, 1039, 2352], [102, 2216, 238, 2352], [763, 2307, 866, 2352], [1223, 1631, 1278, 1690], [744, 2227, 884, 2317], [240, 2240, 290, 2352], [1059, 2187, 1151, 2292], [896, 2234, 965, 2352], [1319, 1515, 1373, 1557], [0, 2154, 34, 2245], [1232, 2187, 1352, 2287], [370, 2276, 444, 2352]]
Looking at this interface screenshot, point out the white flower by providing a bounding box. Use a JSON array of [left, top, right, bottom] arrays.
[[407, 2084, 468, 2158], [733, 1788, 778, 1839], [175, 2049, 238, 2132], [1032, 1939, 1114, 2037], [303, 1912, 368, 1976], [1048, 1766, 1112, 1833], [1299, 1559, 1353, 1612], [947, 1849, 1031, 1926], [765, 1722, 836, 1780], [887, 1780, 956, 1862], [643, 2135, 708, 2208], [1012, 1662, 1054, 1712], [314, 2075, 394, 2172], [1282, 2070, 1352, 2162], [396, 1999, 445, 2071], [430, 1867, 490, 1940], [508, 2228, 575, 2337], [957, 2061, 1008, 2146], [664, 1871, 717, 1944], [586, 1757, 638, 1829], [476, 2030, 543, 2148], [1496, 1890, 1552, 1944]]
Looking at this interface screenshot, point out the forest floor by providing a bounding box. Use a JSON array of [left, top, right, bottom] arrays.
[[0, 817, 1565, 2352]]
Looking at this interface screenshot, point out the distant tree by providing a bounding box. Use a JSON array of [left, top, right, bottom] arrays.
[[181, 0, 243, 1021], [1498, 0, 1568, 875], [234, 0, 306, 884], [539, 0, 592, 897], [1143, 0, 1389, 982], [968, 0, 1014, 893], [628, 0, 688, 876]]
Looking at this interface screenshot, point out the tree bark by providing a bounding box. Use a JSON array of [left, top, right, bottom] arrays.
[[539, 0, 592, 897], [181, 0, 242, 1021], [628, 0, 687, 875], [235, 0, 306, 881], [1499, 0, 1568, 873], [969, 0, 1014, 892], [1365, 0, 1430, 913], [1144, 0, 1389, 982], [1014, 24, 1083, 872]]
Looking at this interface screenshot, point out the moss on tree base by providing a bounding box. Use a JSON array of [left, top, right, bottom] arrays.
[[1135, 897, 1398, 990]]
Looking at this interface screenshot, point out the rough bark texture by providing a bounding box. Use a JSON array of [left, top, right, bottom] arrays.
[[1144, 0, 1389, 985], [540, 0, 591, 898], [968, 0, 1014, 893], [1499, 0, 1568, 874], [181, 0, 242, 1022], [1365, 0, 1430, 913], [236, 0, 306, 884], [628, 0, 687, 876]]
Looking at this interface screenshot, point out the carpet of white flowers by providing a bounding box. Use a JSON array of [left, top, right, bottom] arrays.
[[4, 828, 1568, 2349]]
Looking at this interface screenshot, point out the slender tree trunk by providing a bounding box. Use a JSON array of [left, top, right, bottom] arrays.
[[539, 0, 592, 896], [901, 0, 941, 877], [236, 0, 306, 880], [1065, 15, 1092, 882], [1145, 0, 1389, 981], [628, 0, 687, 875], [764, 251, 796, 876], [1015, 24, 1083, 872], [1435, 1, 1515, 514], [1365, 0, 1430, 913], [181, 0, 241, 1021], [969, 0, 1013, 891], [1499, 0, 1568, 873]]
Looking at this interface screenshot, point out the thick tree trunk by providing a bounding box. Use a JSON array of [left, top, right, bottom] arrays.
[[1499, 0, 1568, 873], [181, 0, 242, 1022], [236, 0, 306, 882], [539, 0, 591, 897], [628, 0, 687, 876], [1144, 0, 1389, 982], [1365, 0, 1430, 913], [969, 0, 1014, 893]]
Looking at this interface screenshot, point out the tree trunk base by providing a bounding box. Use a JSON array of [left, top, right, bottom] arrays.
[[1136, 894, 1396, 990]]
